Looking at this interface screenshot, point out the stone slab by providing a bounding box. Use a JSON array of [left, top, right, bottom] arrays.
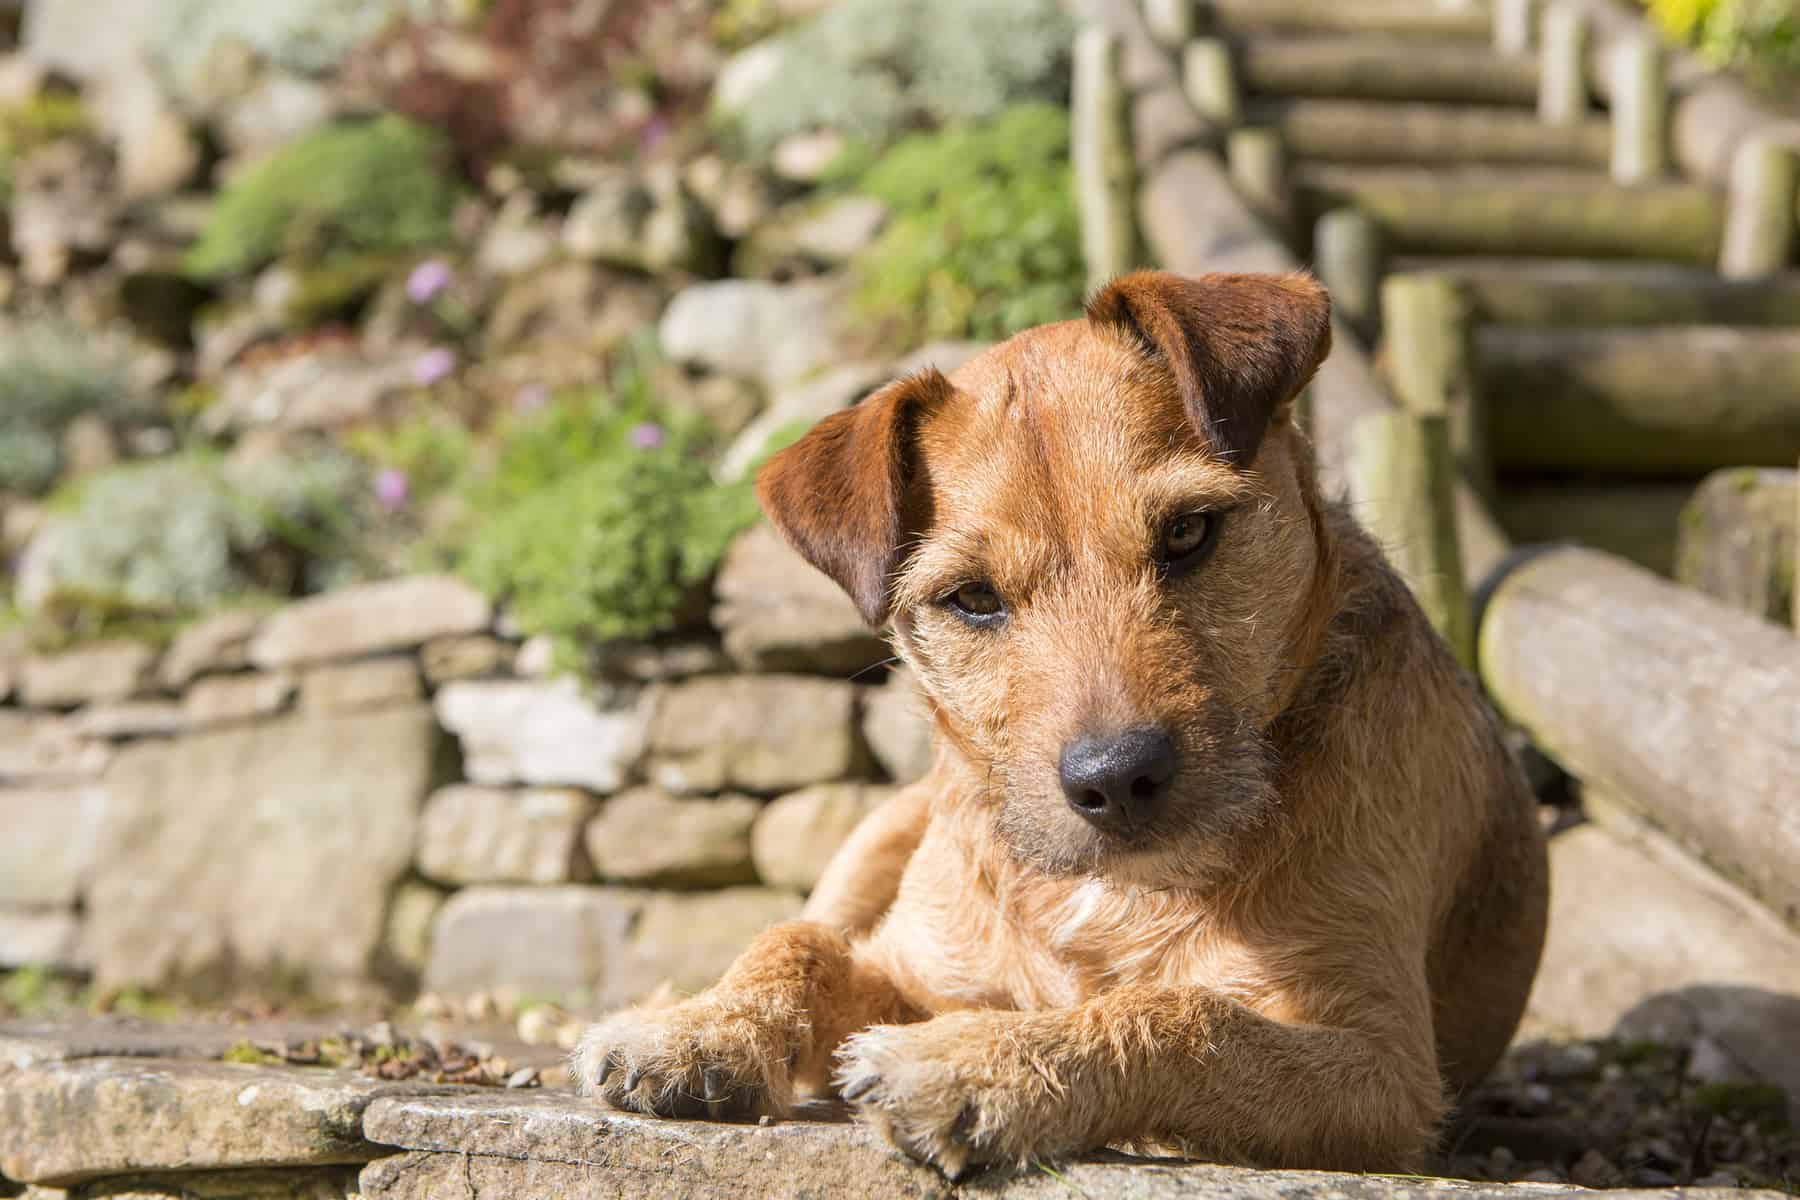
[[0, 1057, 452, 1185], [19, 641, 158, 708], [434, 679, 647, 793], [416, 785, 594, 886], [0, 712, 111, 783], [585, 787, 758, 887], [752, 782, 896, 892], [299, 658, 422, 714], [710, 523, 888, 674], [11, 1168, 361, 1198], [158, 610, 263, 688], [646, 675, 860, 794], [247, 576, 491, 668], [358, 1091, 1784, 1199], [181, 670, 295, 727], [0, 907, 86, 971], [0, 786, 108, 906]]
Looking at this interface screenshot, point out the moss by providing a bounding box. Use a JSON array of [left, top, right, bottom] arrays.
[[186, 116, 459, 281], [845, 104, 1084, 346], [284, 254, 408, 328], [1693, 1081, 1792, 1131], [222, 1039, 284, 1066]]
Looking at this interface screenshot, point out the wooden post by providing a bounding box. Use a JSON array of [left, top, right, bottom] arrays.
[[1675, 467, 1798, 625], [1381, 273, 1488, 498], [1227, 127, 1290, 239], [1072, 27, 1138, 292], [1182, 38, 1241, 129], [1720, 134, 1798, 280], [1537, 1, 1587, 125], [1142, 0, 1194, 49], [1494, 0, 1535, 54], [1609, 33, 1666, 184], [1348, 411, 1473, 667], [1479, 546, 1800, 929], [1313, 208, 1381, 341]]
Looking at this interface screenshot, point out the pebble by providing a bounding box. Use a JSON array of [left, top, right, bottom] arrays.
[[506, 1067, 540, 1089]]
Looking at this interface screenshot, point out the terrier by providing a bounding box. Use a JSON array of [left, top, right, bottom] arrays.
[[576, 270, 1548, 1178]]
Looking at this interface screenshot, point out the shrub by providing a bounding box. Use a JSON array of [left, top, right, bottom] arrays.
[[724, 0, 1073, 158], [0, 320, 135, 495], [186, 116, 459, 280], [152, 0, 429, 84], [1644, 0, 1800, 82], [845, 104, 1084, 346], [455, 359, 760, 650]]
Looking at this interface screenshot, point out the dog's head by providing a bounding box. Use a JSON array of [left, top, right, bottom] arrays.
[[757, 271, 1337, 887]]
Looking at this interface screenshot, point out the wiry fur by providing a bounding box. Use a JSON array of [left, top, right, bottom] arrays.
[[575, 271, 1548, 1179]]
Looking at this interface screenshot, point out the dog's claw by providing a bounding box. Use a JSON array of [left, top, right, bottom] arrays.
[[702, 1067, 727, 1103], [596, 1052, 617, 1086], [840, 1075, 877, 1102], [623, 1066, 645, 1093]]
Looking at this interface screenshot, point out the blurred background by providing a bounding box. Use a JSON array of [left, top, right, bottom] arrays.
[[0, 0, 1796, 1192]]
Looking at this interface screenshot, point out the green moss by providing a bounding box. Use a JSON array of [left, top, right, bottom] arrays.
[[1693, 1081, 1792, 1131], [845, 104, 1084, 346], [186, 116, 459, 281], [284, 254, 408, 328], [222, 1039, 284, 1066]]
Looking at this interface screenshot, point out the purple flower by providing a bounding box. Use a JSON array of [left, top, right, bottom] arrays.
[[374, 468, 410, 511], [628, 422, 666, 450], [406, 259, 453, 305], [412, 347, 457, 387], [513, 383, 550, 413]]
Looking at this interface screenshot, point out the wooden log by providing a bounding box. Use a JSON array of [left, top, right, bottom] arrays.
[[1182, 38, 1240, 129], [1141, 0, 1194, 49], [1720, 135, 1799, 281], [1295, 165, 1724, 263], [1494, 480, 1693, 576], [1389, 257, 1800, 326], [1203, 0, 1489, 38], [1493, 0, 1536, 54], [1478, 326, 1800, 474], [1236, 35, 1538, 107], [1675, 467, 1798, 626], [1073, 27, 1139, 291], [1380, 273, 1487, 496], [1312, 208, 1381, 340], [1537, 1, 1588, 125], [1227, 127, 1290, 239], [1248, 99, 1607, 168], [1131, 85, 1213, 170], [1478, 545, 1800, 929], [1608, 33, 1666, 184], [1348, 411, 1473, 666]]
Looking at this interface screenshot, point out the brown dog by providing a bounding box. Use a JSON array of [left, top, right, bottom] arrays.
[[575, 270, 1548, 1177]]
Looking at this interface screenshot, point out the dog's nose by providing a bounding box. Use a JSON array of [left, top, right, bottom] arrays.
[[1059, 727, 1176, 829]]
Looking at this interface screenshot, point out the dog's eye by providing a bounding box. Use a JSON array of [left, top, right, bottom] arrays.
[[1159, 511, 1221, 572], [944, 581, 1006, 625]]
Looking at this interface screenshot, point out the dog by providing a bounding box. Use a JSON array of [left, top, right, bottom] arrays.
[[575, 270, 1549, 1178]]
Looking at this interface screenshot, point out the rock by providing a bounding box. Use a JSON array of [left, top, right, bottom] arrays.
[[84, 706, 446, 992], [0, 907, 85, 970], [1133, 83, 1214, 168], [421, 886, 642, 1002], [216, 70, 337, 157], [416, 785, 595, 886], [772, 130, 848, 182], [625, 887, 802, 999], [13, 1167, 363, 1198], [0, 713, 111, 782], [483, 262, 663, 359], [159, 610, 263, 688], [59, 412, 120, 479], [21, 0, 159, 81], [182, 671, 296, 727], [712, 523, 887, 674], [562, 164, 720, 276], [658, 278, 849, 391], [653, 365, 762, 443], [683, 155, 775, 241], [752, 782, 898, 891], [248, 576, 492, 668], [0, 786, 108, 906], [11, 142, 118, 286], [1675, 467, 1796, 625], [419, 635, 513, 685], [591, 639, 732, 683], [646, 675, 861, 794], [585, 787, 759, 888], [1524, 819, 1800, 1106], [70, 699, 187, 739], [20, 641, 158, 708], [718, 361, 889, 481], [512, 634, 556, 679], [202, 347, 421, 436], [734, 195, 888, 276], [0, 1056, 444, 1185], [299, 657, 422, 713], [89, 58, 199, 199], [434, 678, 647, 793], [711, 40, 786, 119], [863, 667, 935, 783], [381, 880, 447, 978]]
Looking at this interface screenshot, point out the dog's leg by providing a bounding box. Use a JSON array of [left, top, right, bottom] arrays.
[[801, 783, 932, 935], [575, 921, 918, 1119], [836, 982, 1444, 1178]]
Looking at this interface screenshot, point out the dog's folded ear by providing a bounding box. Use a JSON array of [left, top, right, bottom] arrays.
[[754, 369, 952, 627], [1086, 270, 1332, 468]]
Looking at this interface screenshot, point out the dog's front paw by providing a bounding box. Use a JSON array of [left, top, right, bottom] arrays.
[[835, 1014, 1069, 1179], [574, 1000, 796, 1120]]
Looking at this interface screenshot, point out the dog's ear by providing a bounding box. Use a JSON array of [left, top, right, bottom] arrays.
[[1086, 270, 1332, 467], [754, 369, 951, 627]]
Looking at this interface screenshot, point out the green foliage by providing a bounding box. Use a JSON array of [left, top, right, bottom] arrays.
[[0, 320, 135, 495], [1644, 0, 1800, 82], [186, 117, 459, 281], [846, 104, 1084, 345], [455, 357, 760, 650], [21, 450, 373, 631], [724, 0, 1073, 158], [153, 0, 428, 82]]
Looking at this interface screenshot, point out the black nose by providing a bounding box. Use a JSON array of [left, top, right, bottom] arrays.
[[1059, 727, 1177, 829]]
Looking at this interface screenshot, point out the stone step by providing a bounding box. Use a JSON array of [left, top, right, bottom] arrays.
[[1477, 325, 1800, 474], [1250, 99, 1608, 168], [1205, 0, 1491, 39], [1390, 257, 1800, 326], [1237, 34, 1537, 106], [1295, 165, 1725, 263]]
